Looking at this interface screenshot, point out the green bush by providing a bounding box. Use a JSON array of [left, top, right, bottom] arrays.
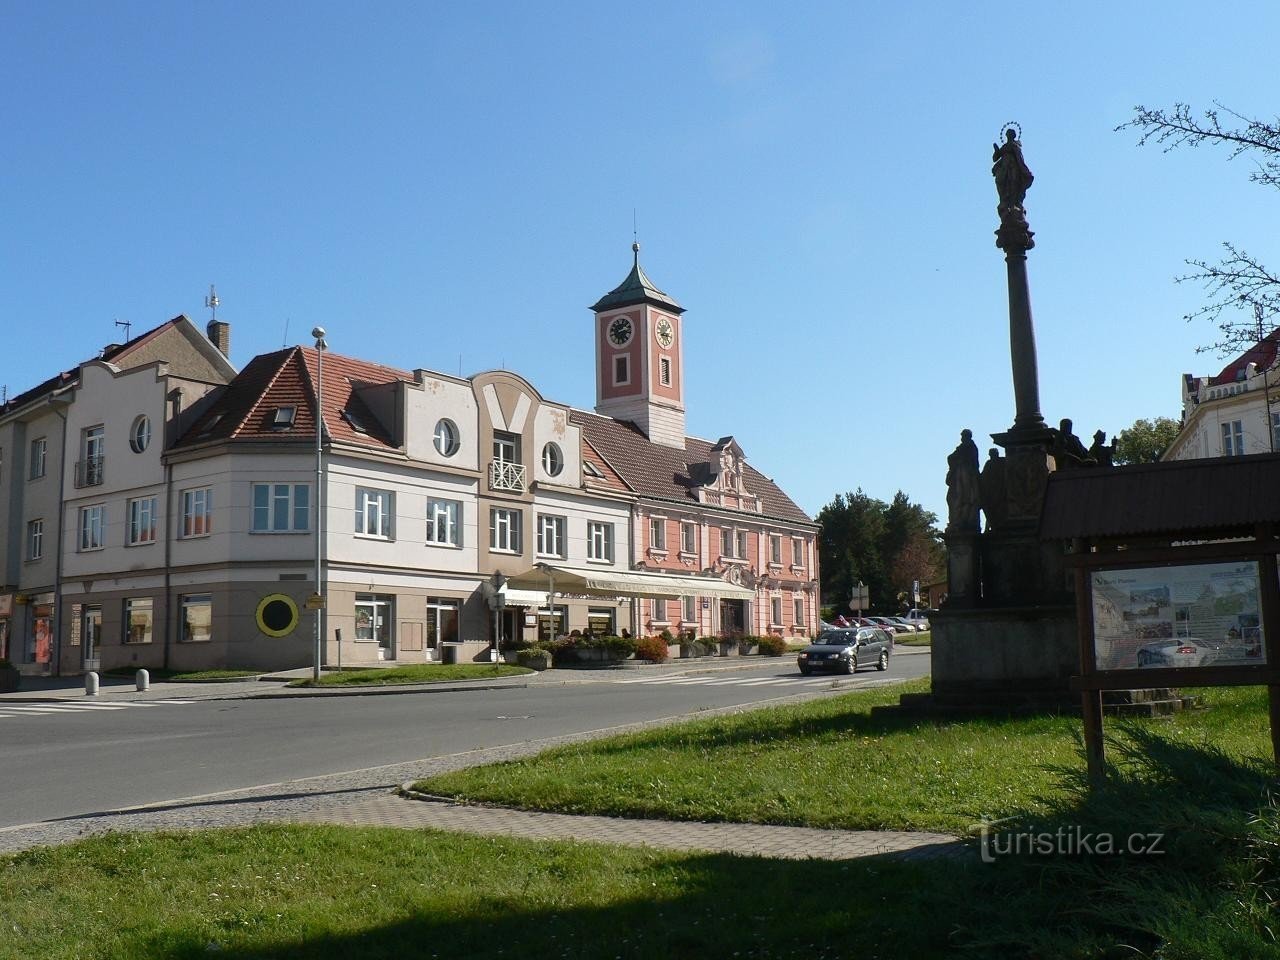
[[515, 648, 552, 670], [757, 635, 787, 656], [659, 627, 675, 644], [634, 635, 669, 662], [680, 636, 715, 658]]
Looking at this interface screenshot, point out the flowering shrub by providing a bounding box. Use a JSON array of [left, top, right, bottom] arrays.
[[515, 647, 552, 670], [757, 635, 787, 657], [634, 635, 669, 662]]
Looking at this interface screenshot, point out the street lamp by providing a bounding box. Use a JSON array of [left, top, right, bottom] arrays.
[[312, 327, 328, 681]]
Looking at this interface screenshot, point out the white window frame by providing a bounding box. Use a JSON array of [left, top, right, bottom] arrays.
[[794, 597, 805, 626], [252, 483, 310, 533], [1222, 419, 1245, 456], [26, 518, 43, 560], [29, 437, 46, 479], [770, 534, 782, 564], [355, 487, 393, 540], [127, 496, 158, 545], [426, 498, 462, 547], [682, 594, 696, 623], [614, 355, 630, 386], [537, 513, 566, 559], [434, 419, 459, 457], [792, 538, 804, 567], [181, 487, 213, 538], [130, 416, 151, 453], [79, 504, 106, 552], [541, 442, 563, 478], [681, 522, 697, 555], [650, 517, 666, 551], [651, 597, 668, 623], [490, 507, 522, 554], [771, 596, 783, 626], [586, 521, 613, 563], [736, 529, 749, 560]]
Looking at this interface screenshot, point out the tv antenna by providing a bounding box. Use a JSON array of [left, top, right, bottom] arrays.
[[205, 284, 220, 321], [114, 318, 132, 341]]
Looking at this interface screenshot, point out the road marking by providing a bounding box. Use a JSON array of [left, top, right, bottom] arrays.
[[0, 699, 199, 720]]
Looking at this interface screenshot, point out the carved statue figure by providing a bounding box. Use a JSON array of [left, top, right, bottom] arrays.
[[1088, 430, 1114, 467], [1053, 418, 1093, 469], [992, 129, 1034, 211], [979, 447, 1009, 532], [946, 429, 981, 532]]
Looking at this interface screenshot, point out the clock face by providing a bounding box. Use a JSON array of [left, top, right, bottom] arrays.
[[655, 317, 675, 348], [608, 315, 633, 347]]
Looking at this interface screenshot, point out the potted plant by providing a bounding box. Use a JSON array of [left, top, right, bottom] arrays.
[[0, 659, 19, 693], [717, 632, 737, 657]]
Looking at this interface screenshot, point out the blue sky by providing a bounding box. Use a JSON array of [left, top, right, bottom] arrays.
[[3, 2, 1277, 524]]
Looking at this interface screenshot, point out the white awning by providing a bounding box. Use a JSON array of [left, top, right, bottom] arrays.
[[507, 563, 755, 601], [482, 581, 550, 610]]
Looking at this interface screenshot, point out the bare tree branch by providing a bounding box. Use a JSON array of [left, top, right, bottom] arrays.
[[1119, 102, 1280, 355]]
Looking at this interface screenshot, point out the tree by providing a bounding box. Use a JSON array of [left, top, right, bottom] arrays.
[[816, 489, 941, 614], [1112, 416, 1181, 465], [1118, 102, 1280, 355]]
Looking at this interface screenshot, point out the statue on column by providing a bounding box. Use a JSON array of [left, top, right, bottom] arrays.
[[946, 429, 981, 533], [1088, 430, 1115, 467], [992, 128, 1034, 213], [979, 447, 1008, 532]]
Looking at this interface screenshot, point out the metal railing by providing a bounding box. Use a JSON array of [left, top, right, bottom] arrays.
[[75, 456, 105, 488], [489, 459, 526, 492]]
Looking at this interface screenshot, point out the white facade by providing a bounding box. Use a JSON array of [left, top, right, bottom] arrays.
[[1166, 359, 1280, 461]]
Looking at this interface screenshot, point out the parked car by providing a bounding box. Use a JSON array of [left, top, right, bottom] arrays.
[[886, 616, 922, 633], [797, 627, 891, 675], [904, 609, 932, 631], [868, 616, 912, 635]]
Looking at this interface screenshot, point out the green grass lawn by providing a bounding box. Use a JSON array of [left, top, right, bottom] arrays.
[[414, 679, 1272, 835], [103, 667, 261, 681], [895, 630, 931, 646], [0, 825, 963, 960], [288, 663, 529, 687]]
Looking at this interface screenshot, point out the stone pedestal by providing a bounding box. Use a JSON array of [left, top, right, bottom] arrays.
[[943, 531, 980, 607], [930, 604, 1077, 710]]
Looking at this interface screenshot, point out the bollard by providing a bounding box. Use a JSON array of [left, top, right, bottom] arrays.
[[85, 671, 99, 696], [136, 669, 150, 692]]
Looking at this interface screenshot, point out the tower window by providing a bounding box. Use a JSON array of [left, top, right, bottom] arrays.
[[614, 355, 630, 385], [659, 357, 672, 386]]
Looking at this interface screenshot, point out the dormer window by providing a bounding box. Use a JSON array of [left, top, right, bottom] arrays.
[[271, 406, 296, 430], [341, 408, 368, 434], [198, 413, 224, 439], [583, 461, 604, 479]]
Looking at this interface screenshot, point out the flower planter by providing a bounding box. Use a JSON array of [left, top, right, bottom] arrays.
[[738, 642, 759, 656], [718, 641, 738, 657]]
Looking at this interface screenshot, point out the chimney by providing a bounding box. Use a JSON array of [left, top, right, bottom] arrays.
[[207, 319, 231, 358]]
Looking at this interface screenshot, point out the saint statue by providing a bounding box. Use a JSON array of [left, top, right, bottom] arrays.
[[946, 429, 981, 533], [992, 129, 1034, 211]]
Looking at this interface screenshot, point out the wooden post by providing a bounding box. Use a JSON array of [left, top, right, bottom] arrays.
[[1073, 539, 1106, 781], [1256, 536, 1280, 767]]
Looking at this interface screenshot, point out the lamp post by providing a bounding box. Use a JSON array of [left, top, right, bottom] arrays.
[[312, 327, 328, 681]]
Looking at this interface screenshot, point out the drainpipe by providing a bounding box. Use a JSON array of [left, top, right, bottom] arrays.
[[162, 459, 173, 670], [48, 394, 70, 678]]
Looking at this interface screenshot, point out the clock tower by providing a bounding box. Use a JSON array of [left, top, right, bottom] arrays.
[[591, 243, 687, 448]]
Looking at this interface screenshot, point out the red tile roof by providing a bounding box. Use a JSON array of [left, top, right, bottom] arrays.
[[571, 409, 813, 525], [173, 346, 410, 450], [1208, 327, 1280, 386]]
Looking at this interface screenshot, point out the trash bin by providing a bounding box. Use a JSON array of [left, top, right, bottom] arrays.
[[441, 644, 460, 665]]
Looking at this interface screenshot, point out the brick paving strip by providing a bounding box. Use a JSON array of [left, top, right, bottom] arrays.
[[0, 672, 964, 863]]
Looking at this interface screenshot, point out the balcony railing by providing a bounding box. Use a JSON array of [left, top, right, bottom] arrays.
[[75, 456, 105, 488], [489, 459, 526, 492]]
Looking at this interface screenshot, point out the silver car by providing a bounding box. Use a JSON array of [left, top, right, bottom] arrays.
[[797, 627, 891, 675]]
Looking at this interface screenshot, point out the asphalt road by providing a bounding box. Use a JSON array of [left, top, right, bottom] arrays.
[[0, 653, 929, 829]]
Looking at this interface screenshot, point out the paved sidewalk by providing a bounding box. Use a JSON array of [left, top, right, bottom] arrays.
[[295, 791, 963, 862], [0, 650, 929, 704]]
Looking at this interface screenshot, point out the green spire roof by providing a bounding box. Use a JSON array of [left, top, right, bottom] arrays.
[[590, 243, 684, 314]]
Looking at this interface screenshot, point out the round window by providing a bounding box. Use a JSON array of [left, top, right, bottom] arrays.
[[433, 419, 459, 457], [130, 415, 151, 453], [542, 442, 563, 477]]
